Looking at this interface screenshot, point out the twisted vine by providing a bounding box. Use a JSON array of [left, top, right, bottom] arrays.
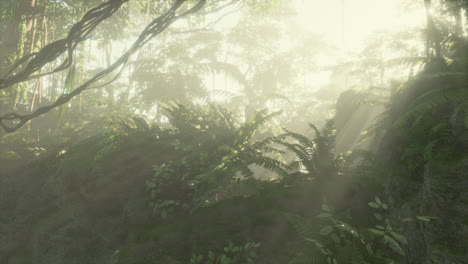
[[0, 0, 208, 133], [0, 0, 129, 90]]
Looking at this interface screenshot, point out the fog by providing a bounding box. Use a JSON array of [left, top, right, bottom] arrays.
[[0, 0, 466, 263]]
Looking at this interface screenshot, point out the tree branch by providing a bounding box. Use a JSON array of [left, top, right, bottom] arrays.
[[0, 0, 208, 133], [0, 0, 129, 90]]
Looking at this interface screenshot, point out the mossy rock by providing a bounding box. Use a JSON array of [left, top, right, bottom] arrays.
[[396, 157, 468, 264]]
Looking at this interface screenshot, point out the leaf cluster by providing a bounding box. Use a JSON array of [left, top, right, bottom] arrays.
[[191, 242, 260, 264], [288, 197, 408, 264], [144, 102, 284, 216]]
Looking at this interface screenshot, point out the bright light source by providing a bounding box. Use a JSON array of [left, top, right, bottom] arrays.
[[294, 0, 425, 51]]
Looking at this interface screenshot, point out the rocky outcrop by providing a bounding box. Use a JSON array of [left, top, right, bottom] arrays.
[[376, 97, 468, 263], [396, 157, 468, 264]]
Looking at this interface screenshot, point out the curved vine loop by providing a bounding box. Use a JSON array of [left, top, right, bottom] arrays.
[[0, 0, 129, 90], [0, 0, 207, 133]]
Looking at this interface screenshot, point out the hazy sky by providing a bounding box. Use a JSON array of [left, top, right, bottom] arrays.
[[294, 0, 425, 51], [198, 0, 428, 97], [209, 0, 426, 57]]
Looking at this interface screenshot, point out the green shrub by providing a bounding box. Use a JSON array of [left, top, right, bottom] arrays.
[[191, 242, 260, 264]]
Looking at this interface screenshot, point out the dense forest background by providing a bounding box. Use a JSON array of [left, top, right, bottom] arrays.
[[0, 0, 467, 263]]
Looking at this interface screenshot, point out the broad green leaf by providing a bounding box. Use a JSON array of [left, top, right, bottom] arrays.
[[374, 213, 383, 221], [375, 197, 382, 205], [384, 235, 405, 255], [400, 217, 413, 222], [320, 225, 334, 236], [416, 216, 433, 222], [390, 231, 408, 245], [368, 228, 385, 236]]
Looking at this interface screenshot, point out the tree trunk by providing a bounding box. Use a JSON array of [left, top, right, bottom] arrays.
[[22, 0, 39, 57], [0, 0, 44, 112], [452, 1, 464, 35], [424, 0, 442, 58]]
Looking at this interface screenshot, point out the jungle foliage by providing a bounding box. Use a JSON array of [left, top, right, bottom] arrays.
[[0, 0, 467, 263]]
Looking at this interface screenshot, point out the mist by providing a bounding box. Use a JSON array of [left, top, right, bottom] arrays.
[[0, 0, 467, 263]]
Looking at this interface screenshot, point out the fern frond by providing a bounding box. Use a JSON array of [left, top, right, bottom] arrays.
[[262, 146, 286, 155], [253, 134, 287, 148], [321, 120, 336, 139], [197, 61, 248, 87], [286, 161, 302, 172], [308, 123, 322, 138], [208, 89, 239, 99], [254, 110, 282, 127], [255, 156, 289, 178], [282, 128, 315, 150], [287, 214, 321, 239], [276, 141, 315, 173], [417, 71, 467, 81], [385, 56, 425, 67], [394, 86, 468, 127], [312, 137, 335, 164], [211, 103, 237, 131]]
